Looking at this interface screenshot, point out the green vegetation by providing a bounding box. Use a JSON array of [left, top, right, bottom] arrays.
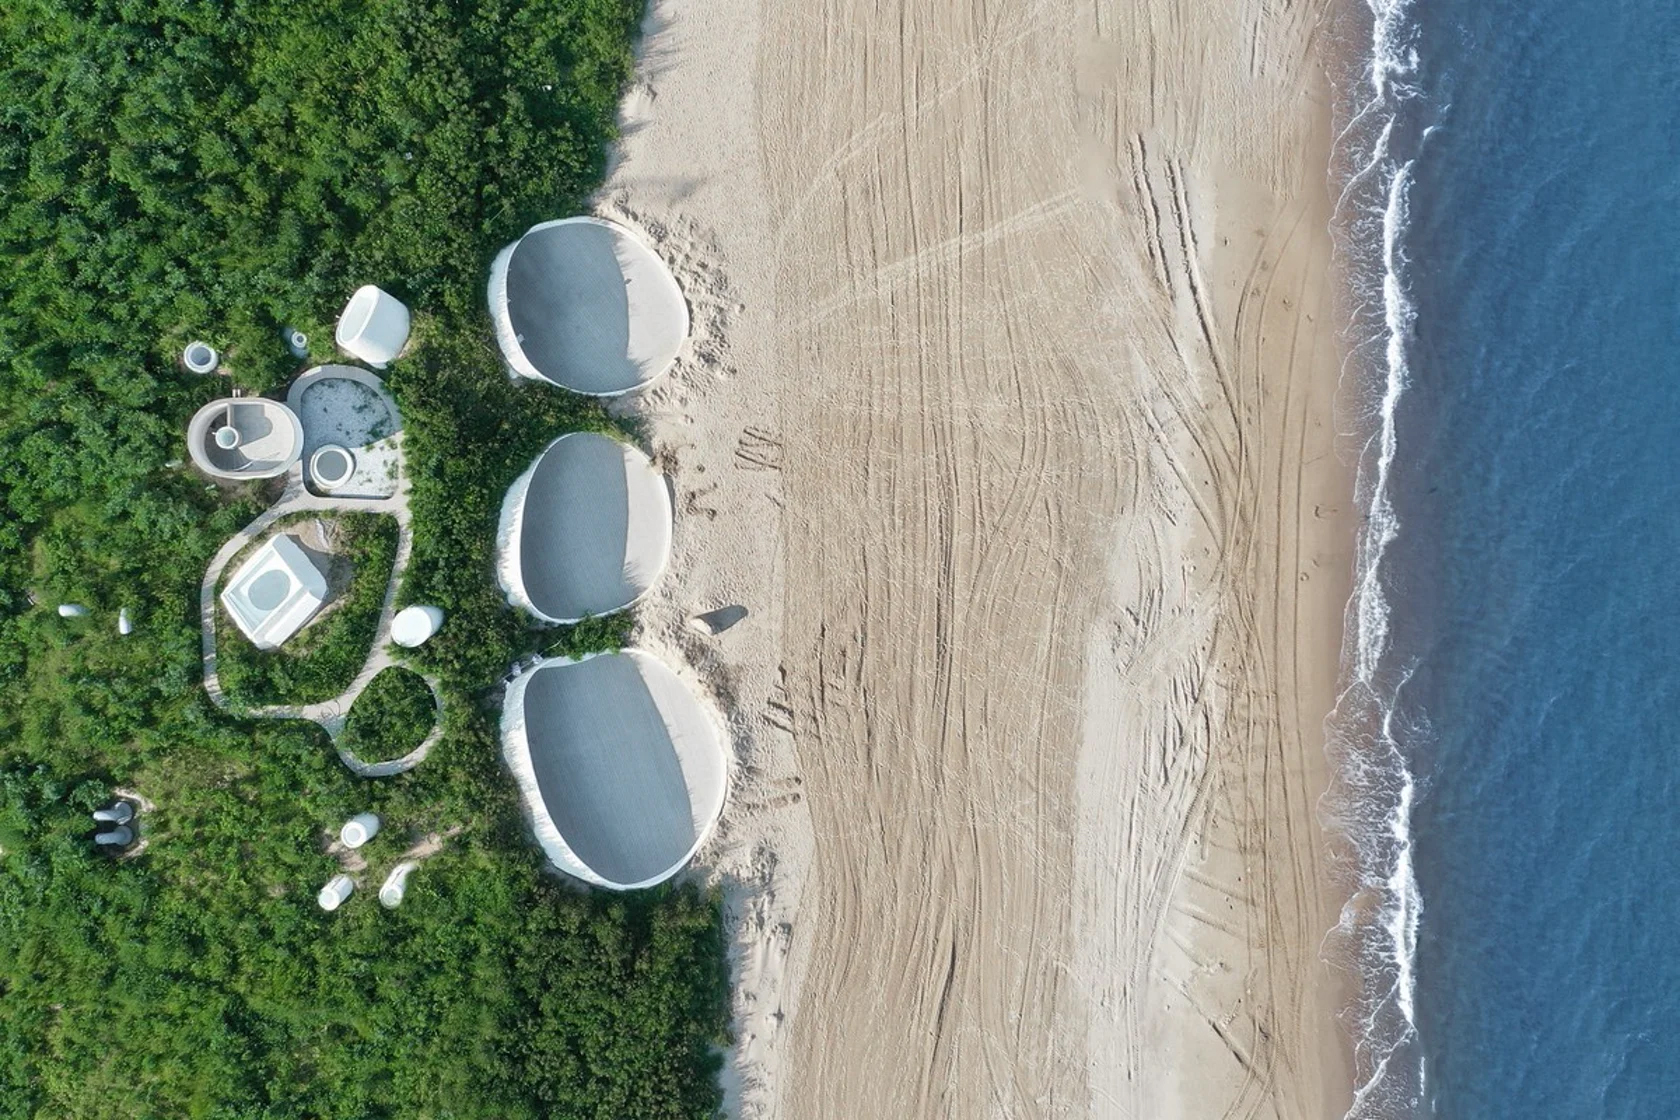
[[216, 513, 398, 707], [0, 0, 729, 1116], [542, 610, 637, 661], [342, 666, 436, 760]]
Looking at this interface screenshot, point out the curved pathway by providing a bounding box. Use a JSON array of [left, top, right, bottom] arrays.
[[199, 429, 444, 777]]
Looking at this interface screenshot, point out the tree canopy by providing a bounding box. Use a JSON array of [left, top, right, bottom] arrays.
[[0, 1, 731, 1116]]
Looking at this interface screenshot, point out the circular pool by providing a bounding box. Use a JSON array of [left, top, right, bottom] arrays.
[[310, 444, 355, 490]]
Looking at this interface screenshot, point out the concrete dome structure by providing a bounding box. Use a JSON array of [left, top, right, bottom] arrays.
[[496, 433, 673, 623], [488, 217, 688, 396], [187, 398, 304, 480], [501, 652, 728, 890]]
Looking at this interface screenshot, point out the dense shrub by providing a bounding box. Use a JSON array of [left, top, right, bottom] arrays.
[[0, 0, 730, 1116], [342, 665, 436, 760]]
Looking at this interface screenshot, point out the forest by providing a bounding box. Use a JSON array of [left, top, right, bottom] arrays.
[[0, 0, 730, 1116]]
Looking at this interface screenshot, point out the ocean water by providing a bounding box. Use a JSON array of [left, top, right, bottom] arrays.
[[1331, 0, 1680, 1115]]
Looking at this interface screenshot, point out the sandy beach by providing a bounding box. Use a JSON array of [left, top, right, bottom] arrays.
[[608, 0, 1357, 1115]]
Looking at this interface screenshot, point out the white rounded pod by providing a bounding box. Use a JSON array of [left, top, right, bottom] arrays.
[[339, 813, 381, 849], [496, 433, 673, 623], [391, 605, 444, 648], [94, 825, 134, 847], [380, 861, 417, 908], [501, 651, 728, 890], [487, 217, 688, 396], [318, 874, 355, 911], [335, 285, 411, 368], [92, 802, 133, 825]]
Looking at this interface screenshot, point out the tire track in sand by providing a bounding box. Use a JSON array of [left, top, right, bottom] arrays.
[[753, 0, 1354, 1117]]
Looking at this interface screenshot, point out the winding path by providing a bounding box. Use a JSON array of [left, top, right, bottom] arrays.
[[199, 431, 444, 777]]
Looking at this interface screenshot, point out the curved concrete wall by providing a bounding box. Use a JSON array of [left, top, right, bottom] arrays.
[[496, 433, 673, 623], [186, 398, 304, 480], [501, 652, 728, 890]]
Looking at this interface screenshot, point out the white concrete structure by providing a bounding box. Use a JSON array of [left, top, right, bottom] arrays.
[[488, 217, 688, 395], [187, 398, 305, 480], [380, 861, 417, 908], [335, 285, 410, 368], [309, 444, 355, 490], [183, 341, 219, 374], [501, 651, 728, 890], [318, 874, 355, 911], [93, 802, 133, 825], [496, 433, 672, 623], [391, 605, 444, 648], [220, 535, 328, 650], [340, 813, 381, 849], [95, 825, 134, 847]]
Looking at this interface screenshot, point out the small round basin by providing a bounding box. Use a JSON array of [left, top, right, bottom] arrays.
[[310, 444, 355, 490], [248, 569, 294, 611], [184, 341, 219, 374]]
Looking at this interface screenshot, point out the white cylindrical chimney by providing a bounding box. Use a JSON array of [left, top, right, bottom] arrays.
[[391, 605, 445, 648], [380, 861, 418, 909], [340, 813, 381, 849], [318, 874, 355, 911]]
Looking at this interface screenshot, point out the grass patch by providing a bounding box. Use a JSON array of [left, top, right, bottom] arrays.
[[342, 666, 436, 760], [216, 513, 398, 707]]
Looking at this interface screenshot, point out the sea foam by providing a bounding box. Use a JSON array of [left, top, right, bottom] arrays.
[[1322, 0, 1430, 1116]]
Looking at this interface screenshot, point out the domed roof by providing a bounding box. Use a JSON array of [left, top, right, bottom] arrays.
[[496, 433, 673, 623], [501, 652, 728, 890], [488, 217, 688, 396]]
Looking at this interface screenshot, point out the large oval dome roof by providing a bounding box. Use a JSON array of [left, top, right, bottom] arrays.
[[501, 652, 728, 890], [488, 217, 688, 396], [496, 433, 673, 624]]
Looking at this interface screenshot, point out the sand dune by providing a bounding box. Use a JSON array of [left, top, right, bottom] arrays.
[[609, 0, 1356, 1115]]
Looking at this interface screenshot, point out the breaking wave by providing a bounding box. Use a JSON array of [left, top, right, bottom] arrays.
[[1322, 0, 1433, 1116]]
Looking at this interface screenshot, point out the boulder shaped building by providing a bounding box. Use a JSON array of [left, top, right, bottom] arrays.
[[501, 651, 728, 890], [496, 432, 673, 624], [487, 217, 688, 396]]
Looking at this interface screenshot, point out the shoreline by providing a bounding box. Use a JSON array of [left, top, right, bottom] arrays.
[[604, 0, 1360, 1115]]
